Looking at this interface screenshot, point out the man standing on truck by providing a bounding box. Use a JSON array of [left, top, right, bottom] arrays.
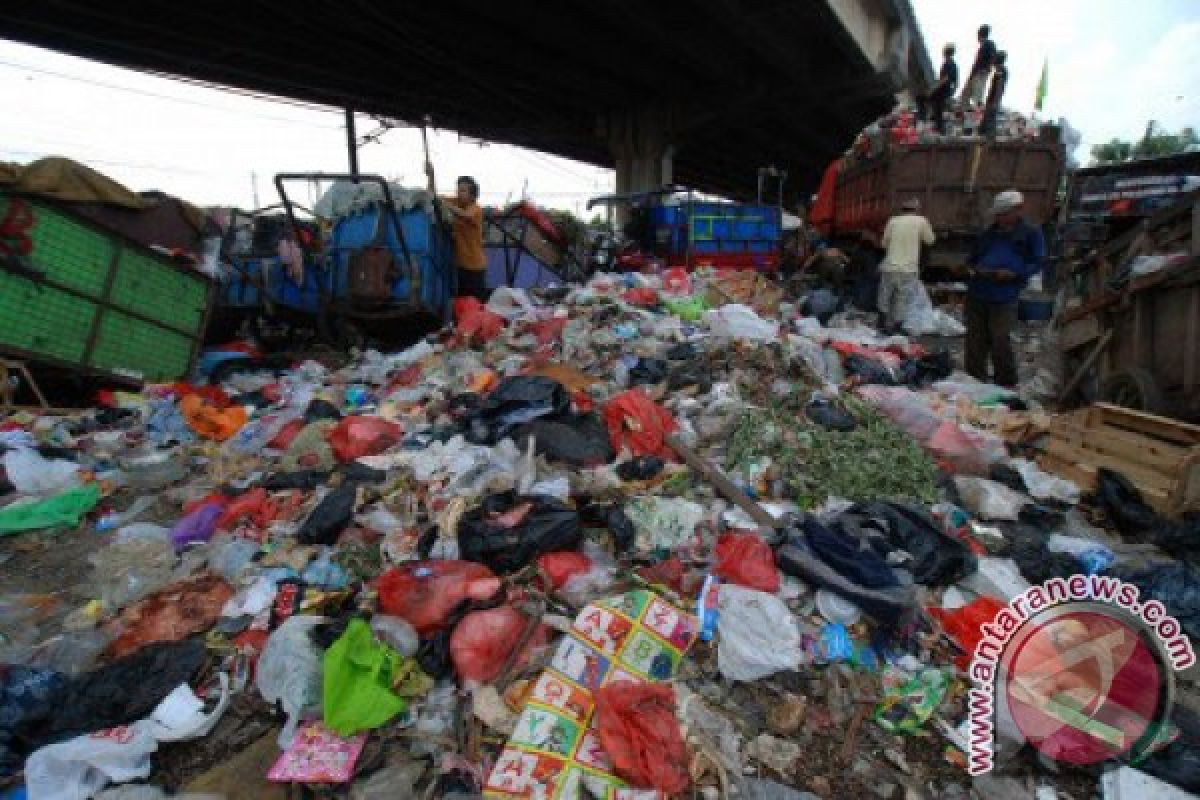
[[428, 166, 489, 301], [960, 190, 1044, 387], [980, 51, 1009, 138], [961, 25, 997, 107], [928, 43, 959, 134], [878, 197, 935, 330]]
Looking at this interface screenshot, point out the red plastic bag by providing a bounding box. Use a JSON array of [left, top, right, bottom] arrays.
[[603, 389, 678, 460], [530, 317, 567, 346], [217, 487, 277, 530], [621, 287, 659, 307], [450, 606, 548, 684], [376, 561, 501, 635], [268, 418, 307, 450], [536, 551, 593, 590], [454, 297, 505, 344], [594, 681, 689, 793], [928, 596, 1006, 670], [637, 557, 686, 594], [662, 267, 692, 295], [713, 532, 780, 593], [327, 416, 402, 463]]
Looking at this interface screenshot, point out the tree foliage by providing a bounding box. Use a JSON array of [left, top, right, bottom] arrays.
[[1091, 122, 1199, 164]]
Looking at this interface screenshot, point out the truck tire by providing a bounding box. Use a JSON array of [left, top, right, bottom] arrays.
[[1100, 367, 1166, 414]]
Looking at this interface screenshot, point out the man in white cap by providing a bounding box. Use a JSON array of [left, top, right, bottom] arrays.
[[959, 189, 1045, 387], [877, 196, 935, 330]]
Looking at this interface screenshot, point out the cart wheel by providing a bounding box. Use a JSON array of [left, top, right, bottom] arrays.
[[1100, 367, 1166, 414]]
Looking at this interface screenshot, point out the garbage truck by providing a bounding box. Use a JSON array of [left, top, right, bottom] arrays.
[[813, 138, 1065, 269]]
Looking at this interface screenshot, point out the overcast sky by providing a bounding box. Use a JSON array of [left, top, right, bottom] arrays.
[[2, 1, 1197, 210]]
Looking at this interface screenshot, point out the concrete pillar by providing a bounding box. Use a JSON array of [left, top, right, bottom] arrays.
[[599, 107, 675, 226]]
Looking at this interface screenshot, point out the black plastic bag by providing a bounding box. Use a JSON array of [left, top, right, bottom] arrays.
[[1114, 562, 1200, 640], [667, 365, 709, 392], [513, 413, 614, 466], [803, 288, 839, 323], [417, 629, 455, 679], [1141, 706, 1200, 793], [895, 351, 953, 388], [1095, 467, 1160, 534], [447, 392, 482, 419], [616, 456, 665, 481], [988, 462, 1028, 494], [801, 514, 899, 588], [666, 342, 698, 361], [458, 491, 582, 573], [298, 483, 357, 545], [844, 354, 896, 386], [607, 506, 636, 552], [339, 462, 388, 484], [805, 398, 857, 432], [260, 469, 330, 490], [37, 640, 206, 746], [304, 397, 344, 423], [1007, 524, 1080, 584], [0, 667, 67, 777], [628, 358, 668, 387], [838, 502, 976, 586], [468, 377, 570, 445]]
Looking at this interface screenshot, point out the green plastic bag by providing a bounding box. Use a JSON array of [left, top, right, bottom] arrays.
[[664, 296, 708, 322], [322, 618, 407, 735], [874, 668, 951, 734], [0, 483, 102, 534]]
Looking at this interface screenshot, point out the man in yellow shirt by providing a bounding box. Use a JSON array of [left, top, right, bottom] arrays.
[[878, 197, 935, 329], [428, 166, 489, 300]]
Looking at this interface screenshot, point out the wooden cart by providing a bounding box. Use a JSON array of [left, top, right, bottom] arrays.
[[1058, 190, 1200, 421]]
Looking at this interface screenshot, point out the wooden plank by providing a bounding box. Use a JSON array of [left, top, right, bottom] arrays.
[[1060, 315, 1102, 353], [1049, 421, 1186, 471], [1042, 438, 1174, 493], [1094, 404, 1200, 443], [1059, 331, 1114, 404]]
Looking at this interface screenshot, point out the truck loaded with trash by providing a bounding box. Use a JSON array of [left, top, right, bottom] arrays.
[[3, 7, 1200, 800]]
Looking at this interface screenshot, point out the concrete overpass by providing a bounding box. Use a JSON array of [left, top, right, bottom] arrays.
[[0, 0, 932, 201]]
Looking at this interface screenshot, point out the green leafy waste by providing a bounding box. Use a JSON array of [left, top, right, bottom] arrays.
[[727, 398, 940, 509]]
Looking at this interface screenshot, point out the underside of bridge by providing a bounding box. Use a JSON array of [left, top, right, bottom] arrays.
[[0, 0, 932, 201]]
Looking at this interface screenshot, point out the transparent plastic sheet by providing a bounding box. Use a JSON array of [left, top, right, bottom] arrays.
[[858, 386, 1007, 474], [704, 304, 778, 341], [953, 476, 1030, 521], [90, 524, 177, 611], [1006, 458, 1081, 504], [256, 615, 326, 747], [2, 447, 80, 494], [716, 584, 804, 681]]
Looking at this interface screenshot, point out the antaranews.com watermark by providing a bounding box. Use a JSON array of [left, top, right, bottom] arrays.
[[967, 574, 1196, 775]]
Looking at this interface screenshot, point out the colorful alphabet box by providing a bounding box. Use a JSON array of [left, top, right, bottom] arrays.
[[484, 589, 698, 799]]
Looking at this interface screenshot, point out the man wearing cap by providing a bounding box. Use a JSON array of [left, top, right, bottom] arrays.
[[878, 197, 935, 330], [960, 190, 1045, 387]]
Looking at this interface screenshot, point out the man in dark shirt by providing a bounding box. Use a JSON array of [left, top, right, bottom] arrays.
[[929, 43, 958, 134], [961, 25, 997, 107], [980, 51, 1009, 137], [959, 190, 1044, 387]]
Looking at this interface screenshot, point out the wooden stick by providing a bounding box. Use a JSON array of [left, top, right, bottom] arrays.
[[665, 433, 779, 529], [1058, 330, 1113, 404]]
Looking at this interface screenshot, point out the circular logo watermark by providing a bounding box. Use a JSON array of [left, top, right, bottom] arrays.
[[999, 603, 1173, 766]]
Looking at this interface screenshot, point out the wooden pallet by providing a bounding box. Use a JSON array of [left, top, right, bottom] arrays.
[[1035, 403, 1200, 515]]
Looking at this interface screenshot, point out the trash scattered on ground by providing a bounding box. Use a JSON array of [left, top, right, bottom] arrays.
[[0, 265, 1194, 800]]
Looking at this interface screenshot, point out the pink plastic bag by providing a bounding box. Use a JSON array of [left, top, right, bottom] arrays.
[[450, 606, 547, 684]]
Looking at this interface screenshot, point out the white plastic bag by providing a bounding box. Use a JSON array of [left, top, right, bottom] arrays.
[[717, 585, 803, 681], [3, 448, 80, 495], [953, 476, 1029, 521], [1006, 458, 1081, 504], [255, 615, 326, 747], [486, 287, 539, 320], [704, 304, 778, 341]]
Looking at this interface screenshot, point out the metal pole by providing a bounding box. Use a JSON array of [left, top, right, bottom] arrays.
[[345, 108, 359, 180]]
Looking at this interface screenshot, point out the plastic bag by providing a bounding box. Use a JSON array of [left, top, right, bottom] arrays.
[[469, 376, 570, 444], [256, 615, 325, 745], [2, 448, 80, 494], [594, 681, 689, 793], [454, 297, 505, 343], [624, 495, 704, 552], [805, 397, 856, 431], [1095, 467, 1160, 534], [844, 353, 897, 385], [376, 560, 500, 634], [486, 287, 538, 320], [615, 456, 665, 482], [832, 502, 976, 587], [874, 668, 951, 734], [714, 533, 780, 593], [267, 417, 307, 450], [928, 596, 1006, 670], [0, 483, 101, 534], [105, 573, 233, 659], [323, 618, 407, 736], [786, 335, 839, 386], [1006, 458, 1080, 504], [1114, 563, 1200, 640], [450, 606, 548, 684], [1046, 534, 1115, 574], [298, 484, 358, 545], [777, 531, 916, 625], [458, 491, 581, 573], [281, 420, 338, 472], [328, 416, 403, 463], [536, 551, 594, 589], [369, 615, 419, 657], [717, 585, 803, 681], [170, 503, 224, 550], [90, 525, 176, 611], [603, 389, 678, 460], [953, 476, 1029, 520], [513, 414, 614, 467], [705, 303, 778, 341], [0, 666, 67, 778], [179, 394, 247, 441]]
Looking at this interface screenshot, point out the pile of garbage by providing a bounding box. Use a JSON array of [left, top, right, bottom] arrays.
[[1, 269, 1197, 799]]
